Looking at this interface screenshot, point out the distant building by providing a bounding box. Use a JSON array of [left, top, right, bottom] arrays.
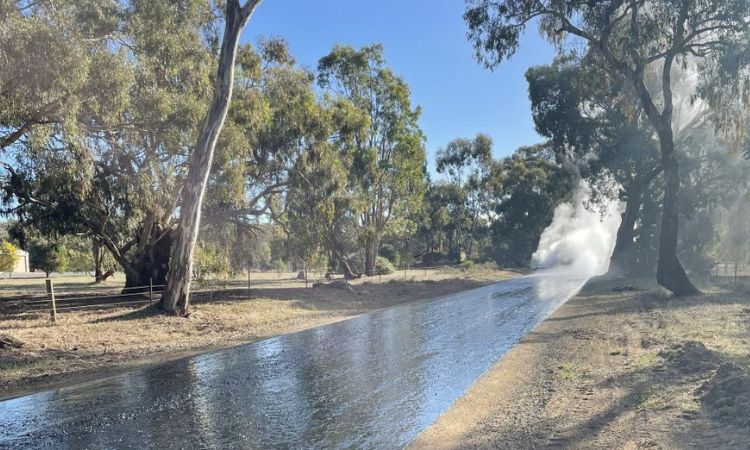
[[14, 250, 29, 273]]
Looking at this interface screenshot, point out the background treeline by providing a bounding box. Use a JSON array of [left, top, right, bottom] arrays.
[[1, 1, 748, 288]]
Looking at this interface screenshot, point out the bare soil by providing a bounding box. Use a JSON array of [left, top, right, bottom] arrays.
[[412, 277, 750, 449], [0, 266, 516, 401]]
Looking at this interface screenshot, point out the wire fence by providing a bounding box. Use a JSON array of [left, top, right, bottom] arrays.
[[712, 262, 750, 277], [0, 263, 465, 319]]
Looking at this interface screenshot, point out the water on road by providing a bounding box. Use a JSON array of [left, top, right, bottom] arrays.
[[0, 272, 586, 449]]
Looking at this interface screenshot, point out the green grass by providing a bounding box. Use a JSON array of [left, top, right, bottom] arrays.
[[558, 363, 590, 381]]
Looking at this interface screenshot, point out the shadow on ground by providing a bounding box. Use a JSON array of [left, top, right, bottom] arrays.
[[89, 277, 491, 324], [455, 281, 750, 449]]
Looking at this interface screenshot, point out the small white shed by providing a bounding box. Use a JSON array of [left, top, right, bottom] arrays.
[[14, 249, 29, 273]]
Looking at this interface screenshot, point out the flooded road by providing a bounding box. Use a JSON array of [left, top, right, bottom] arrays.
[[0, 272, 586, 449]]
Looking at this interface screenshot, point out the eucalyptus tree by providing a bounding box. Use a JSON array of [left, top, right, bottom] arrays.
[[0, 0, 118, 150], [1, 0, 219, 289], [435, 133, 493, 259], [286, 142, 360, 278], [488, 144, 576, 267], [464, 0, 750, 295], [526, 55, 662, 275], [415, 181, 470, 264], [162, 0, 262, 314], [318, 44, 427, 276], [204, 40, 328, 228]]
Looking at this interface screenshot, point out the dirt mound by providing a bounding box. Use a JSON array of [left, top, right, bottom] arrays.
[[312, 280, 357, 294], [657, 341, 720, 374], [697, 362, 750, 428]]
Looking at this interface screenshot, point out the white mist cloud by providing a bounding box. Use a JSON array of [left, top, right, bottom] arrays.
[[531, 180, 622, 278]]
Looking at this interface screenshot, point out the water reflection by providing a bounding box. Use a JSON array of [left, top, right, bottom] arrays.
[[0, 273, 586, 449]]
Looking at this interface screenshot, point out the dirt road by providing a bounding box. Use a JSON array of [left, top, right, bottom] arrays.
[[412, 278, 750, 449]]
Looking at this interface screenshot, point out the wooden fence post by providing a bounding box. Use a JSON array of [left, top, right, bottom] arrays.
[[149, 278, 154, 303], [45, 279, 57, 323], [247, 270, 251, 290]]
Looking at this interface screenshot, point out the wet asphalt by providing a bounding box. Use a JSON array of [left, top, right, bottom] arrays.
[[0, 272, 586, 449]]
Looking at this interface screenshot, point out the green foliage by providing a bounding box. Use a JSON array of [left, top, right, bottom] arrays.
[[459, 260, 475, 272], [29, 240, 68, 276], [375, 256, 395, 275], [378, 244, 399, 266], [434, 134, 494, 261], [0, 241, 18, 273], [193, 244, 229, 281], [272, 259, 287, 275], [489, 145, 577, 267], [0, 0, 220, 286], [465, 0, 750, 293], [318, 44, 427, 274]]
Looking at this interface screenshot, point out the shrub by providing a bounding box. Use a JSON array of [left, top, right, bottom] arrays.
[[375, 256, 395, 275], [272, 259, 287, 275], [29, 241, 67, 276], [477, 261, 498, 271], [459, 260, 475, 272], [193, 245, 229, 281], [0, 241, 18, 273], [378, 244, 399, 266]]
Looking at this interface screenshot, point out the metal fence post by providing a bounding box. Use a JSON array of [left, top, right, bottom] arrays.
[[45, 279, 57, 323], [149, 278, 154, 303]]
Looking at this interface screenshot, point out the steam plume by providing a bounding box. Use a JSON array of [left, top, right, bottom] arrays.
[[532, 180, 622, 277]]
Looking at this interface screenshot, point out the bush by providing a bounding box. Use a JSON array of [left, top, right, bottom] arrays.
[[193, 245, 229, 281], [375, 256, 395, 275], [29, 241, 67, 276], [272, 259, 287, 275], [0, 241, 18, 273], [459, 260, 475, 272], [378, 244, 399, 266], [477, 261, 498, 271]]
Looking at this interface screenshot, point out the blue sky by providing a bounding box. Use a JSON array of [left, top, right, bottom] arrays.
[[243, 0, 557, 171]]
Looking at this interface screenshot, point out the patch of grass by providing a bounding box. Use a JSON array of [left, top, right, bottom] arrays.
[[635, 387, 665, 410], [558, 363, 589, 381], [634, 385, 688, 411], [631, 350, 659, 369]]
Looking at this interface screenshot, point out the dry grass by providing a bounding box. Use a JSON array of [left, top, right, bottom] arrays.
[[413, 276, 750, 449], [0, 266, 517, 400], [0, 274, 127, 297]]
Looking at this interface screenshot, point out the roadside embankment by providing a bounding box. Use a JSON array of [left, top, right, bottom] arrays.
[[412, 277, 750, 449]]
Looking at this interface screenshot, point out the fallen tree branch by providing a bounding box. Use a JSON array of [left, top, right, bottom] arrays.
[[0, 334, 24, 349]]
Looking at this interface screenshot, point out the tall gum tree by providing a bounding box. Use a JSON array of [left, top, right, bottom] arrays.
[[0, 0, 214, 289], [318, 45, 426, 276], [465, 0, 750, 295], [161, 0, 262, 315], [435, 134, 493, 259], [525, 55, 663, 276]]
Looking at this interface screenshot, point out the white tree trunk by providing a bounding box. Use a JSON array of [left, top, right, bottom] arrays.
[[161, 0, 262, 314]]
